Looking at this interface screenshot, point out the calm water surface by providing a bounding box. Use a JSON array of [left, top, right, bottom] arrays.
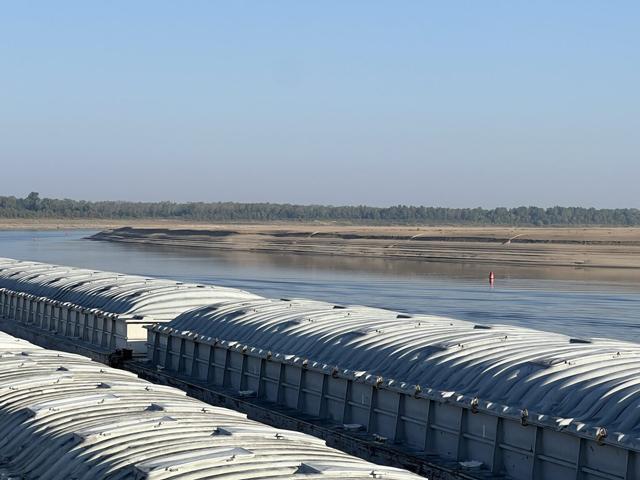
[[1, 229, 639, 343]]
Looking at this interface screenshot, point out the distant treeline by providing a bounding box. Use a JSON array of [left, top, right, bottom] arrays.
[[2, 192, 639, 226]]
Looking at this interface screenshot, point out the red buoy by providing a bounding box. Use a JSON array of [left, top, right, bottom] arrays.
[[489, 271, 495, 286]]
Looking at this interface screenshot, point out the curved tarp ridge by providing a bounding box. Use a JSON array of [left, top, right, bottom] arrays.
[[0, 257, 261, 320], [165, 297, 640, 443], [0, 331, 422, 479]]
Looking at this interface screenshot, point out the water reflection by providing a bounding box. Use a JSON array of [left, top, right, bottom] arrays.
[[90, 235, 640, 285]]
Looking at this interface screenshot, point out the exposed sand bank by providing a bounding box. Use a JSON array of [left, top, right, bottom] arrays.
[[88, 224, 640, 270]]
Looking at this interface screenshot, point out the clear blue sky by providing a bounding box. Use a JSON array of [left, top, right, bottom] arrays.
[[1, 1, 638, 207]]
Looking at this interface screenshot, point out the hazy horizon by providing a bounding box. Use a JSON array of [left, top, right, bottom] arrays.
[[5, 192, 640, 213], [1, 2, 638, 208]]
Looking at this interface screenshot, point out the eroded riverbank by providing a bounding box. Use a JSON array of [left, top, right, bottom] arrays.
[[90, 224, 640, 270]]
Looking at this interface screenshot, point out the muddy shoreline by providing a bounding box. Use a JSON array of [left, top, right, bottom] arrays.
[[89, 225, 640, 270]]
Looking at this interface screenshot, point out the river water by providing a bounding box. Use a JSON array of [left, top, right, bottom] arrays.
[[1, 229, 639, 343]]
